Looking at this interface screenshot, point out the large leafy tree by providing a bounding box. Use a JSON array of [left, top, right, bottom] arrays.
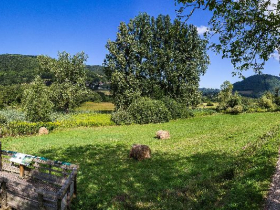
[[176, 0, 280, 75], [104, 13, 209, 109], [38, 51, 88, 112]]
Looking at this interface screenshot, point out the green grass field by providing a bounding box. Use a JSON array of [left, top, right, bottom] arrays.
[[76, 102, 115, 112], [2, 112, 280, 209]]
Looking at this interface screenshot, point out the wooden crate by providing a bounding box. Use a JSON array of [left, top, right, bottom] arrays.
[[0, 142, 79, 210]]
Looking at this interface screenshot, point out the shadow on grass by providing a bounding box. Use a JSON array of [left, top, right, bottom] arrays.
[[37, 142, 278, 210]]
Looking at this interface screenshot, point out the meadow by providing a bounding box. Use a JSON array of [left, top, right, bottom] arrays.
[[2, 112, 280, 209]]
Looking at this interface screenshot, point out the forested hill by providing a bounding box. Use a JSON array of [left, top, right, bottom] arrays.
[[233, 74, 280, 98], [0, 54, 39, 85], [0, 54, 106, 86]]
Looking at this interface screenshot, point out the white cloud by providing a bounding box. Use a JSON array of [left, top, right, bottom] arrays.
[[196, 25, 208, 35], [270, 49, 280, 61]]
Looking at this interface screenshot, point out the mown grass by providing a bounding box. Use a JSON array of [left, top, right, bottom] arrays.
[[76, 102, 115, 112], [2, 112, 280, 209]]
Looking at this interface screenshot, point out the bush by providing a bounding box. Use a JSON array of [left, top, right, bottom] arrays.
[[206, 101, 214, 106], [78, 90, 102, 103], [111, 110, 134, 125], [191, 108, 216, 117], [161, 97, 193, 120], [128, 97, 171, 124], [0, 114, 7, 124], [258, 96, 275, 109], [1, 121, 60, 137], [22, 76, 53, 122], [230, 105, 243, 114], [0, 109, 26, 123]]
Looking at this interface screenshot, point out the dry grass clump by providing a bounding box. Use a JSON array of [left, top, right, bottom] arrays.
[[156, 130, 170, 139], [129, 144, 151, 161], [38, 127, 49, 135]]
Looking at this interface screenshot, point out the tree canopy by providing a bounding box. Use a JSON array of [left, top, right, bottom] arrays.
[[38, 51, 88, 112], [104, 13, 209, 109], [176, 0, 280, 75]]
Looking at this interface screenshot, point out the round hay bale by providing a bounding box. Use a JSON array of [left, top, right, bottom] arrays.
[[129, 144, 151, 161], [156, 130, 170, 139], [38, 127, 49, 135]]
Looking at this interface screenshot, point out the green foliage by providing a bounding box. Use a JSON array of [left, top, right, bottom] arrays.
[[177, 0, 280, 74], [217, 81, 243, 113], [206, 101, 214, 106], [161, 97, 193, 120], [0, 113, 114, 137], [111, 110, 134, 125], [0, 84, 26, 108], [127, 97, 171, 124], [0, 114, 7, 124], [1, 121, 60, 136], [105, 13, 209, 109], [22, 76, 53, 122], [109, 72, 141, 109], [190, 108, 216, 117], [227, 92, 242, 108], [258, 95, 275, 110], [78, 90, 102, 103], [38, 51, 88, 112], [200, 88, 220, 102], [0, 54, 39, 85], [233, 74, 280, 98], [3, 112, 280, 209], [0, 109, 26, 123]]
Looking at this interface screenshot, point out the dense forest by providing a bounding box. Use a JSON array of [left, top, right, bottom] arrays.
[[233, 74, 280, 98], [0, 54, 107, 86]]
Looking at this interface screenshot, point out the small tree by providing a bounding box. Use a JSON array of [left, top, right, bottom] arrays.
[[217, 81, 242, 112], [218, 81, 233, 105], [22, 76, 53, 122], [38, 51, 88, 112]]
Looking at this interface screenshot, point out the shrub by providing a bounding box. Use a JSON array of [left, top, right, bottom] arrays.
[[161, 97, 193, 120], [1, 121, 61, 137], [0, 109, 26, 123], [226, 93, 242, 108], [78, 90, 102, 103], [258, 96, 275, 109], [128, 97, 171, 124], [230, 105, 243, 114], [191, 108, 216, 117], [0, 114, 7, 124], [206, 101, 214, 106], [22, 76, 53, 122], [111, 110, 134, 125]]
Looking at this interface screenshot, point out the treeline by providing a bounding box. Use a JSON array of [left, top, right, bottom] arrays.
[[0, 54, 107, 87]]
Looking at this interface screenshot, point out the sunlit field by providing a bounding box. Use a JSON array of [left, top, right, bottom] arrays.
[[3, 112, 280, 209]]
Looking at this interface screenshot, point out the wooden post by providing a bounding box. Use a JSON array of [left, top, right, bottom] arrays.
[[57, 197, 62, 210], [38, 192, 45, 210], [1, 181, 7, 208], [74, 174, 77, 198], [19, 164, 25, 178]]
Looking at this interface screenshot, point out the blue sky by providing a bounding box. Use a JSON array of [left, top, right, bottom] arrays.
[[0, 0, 279, 88]]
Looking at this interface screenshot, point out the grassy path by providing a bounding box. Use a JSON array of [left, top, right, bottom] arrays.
[[2, 112, 280, 209]]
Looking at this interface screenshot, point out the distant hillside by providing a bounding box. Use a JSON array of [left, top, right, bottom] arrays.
[[0, 54, 39, 85], [0, 54, 106, 86], [233, 74, 280, 98]]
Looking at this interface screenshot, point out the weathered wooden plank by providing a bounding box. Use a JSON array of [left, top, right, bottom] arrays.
[[31, 170, 66, 186], [6, 193, 56, 210]]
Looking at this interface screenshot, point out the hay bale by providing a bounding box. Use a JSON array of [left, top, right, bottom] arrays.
[[38, 127, 49, 135], [156, 130, 170, 139], [129, 144, 151, 161]]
